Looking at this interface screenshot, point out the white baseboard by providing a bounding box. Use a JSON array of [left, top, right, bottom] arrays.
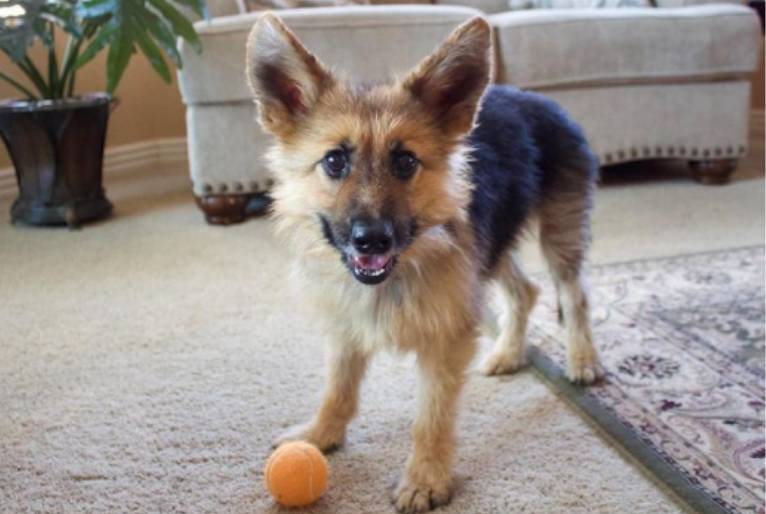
[[0, 167, 15, 197], [0, 137, 188, 196], [103, 137, 187, 174]]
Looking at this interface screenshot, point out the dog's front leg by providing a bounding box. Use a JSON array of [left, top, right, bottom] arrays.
[[394, 334, 476, 513], [274, 338, 369, 452]]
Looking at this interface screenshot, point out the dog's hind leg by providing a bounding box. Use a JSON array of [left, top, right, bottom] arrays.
[[480, 251, 539, 376], [538, 170, 603, 384]]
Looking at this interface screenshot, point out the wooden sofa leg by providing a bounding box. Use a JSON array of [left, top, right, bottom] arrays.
[[688, 159, 737, 185], [195, 193, 272, 225]]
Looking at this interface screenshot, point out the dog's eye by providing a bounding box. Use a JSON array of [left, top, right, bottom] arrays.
[[322, 150, 348, 179], [392, 152, 419, 180]]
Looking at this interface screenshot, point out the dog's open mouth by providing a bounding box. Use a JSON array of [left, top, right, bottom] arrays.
[[349, 254, 396, 285]]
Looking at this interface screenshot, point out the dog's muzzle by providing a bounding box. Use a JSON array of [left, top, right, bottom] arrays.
[[347, 217, 396, 285]]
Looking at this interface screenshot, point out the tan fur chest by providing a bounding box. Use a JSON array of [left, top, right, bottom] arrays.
[[291, 237, 483, 354]]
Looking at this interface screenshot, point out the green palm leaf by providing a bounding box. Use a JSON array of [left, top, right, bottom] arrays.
[[144, 10, 182, 68], [147, 0, 201, 52], [0, 0, 207, 99], [105, 27, 134, 94], [74, 20, 117, 69], [132, 18, 171, 83]]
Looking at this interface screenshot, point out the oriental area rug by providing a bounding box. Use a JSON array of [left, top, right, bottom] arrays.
[[528, 246, 765, 514]]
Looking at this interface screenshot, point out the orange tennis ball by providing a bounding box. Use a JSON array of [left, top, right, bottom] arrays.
[[265, 441, 328, 507]]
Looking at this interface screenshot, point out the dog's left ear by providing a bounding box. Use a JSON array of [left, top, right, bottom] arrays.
[[246, 13, 333, 138], [401, 17, 492, 138]]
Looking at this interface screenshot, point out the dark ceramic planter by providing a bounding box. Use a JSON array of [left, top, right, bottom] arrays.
[[0, 93, 113, 228]]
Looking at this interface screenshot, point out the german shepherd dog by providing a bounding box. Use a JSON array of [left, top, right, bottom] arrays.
[[246, 14, 603, 513]]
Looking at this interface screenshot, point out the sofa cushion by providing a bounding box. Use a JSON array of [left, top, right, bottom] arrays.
[[178, 5, 482, 105], [241, 0, 339, 12], [490, 4, 761, 89], [438, 0, 511, 14], [508, 0, 651, 10], [241, 0, 426, 11], [654, 0, 746, 6]]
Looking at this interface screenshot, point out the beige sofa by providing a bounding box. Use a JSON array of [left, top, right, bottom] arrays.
[[177, 1, 761, 224]]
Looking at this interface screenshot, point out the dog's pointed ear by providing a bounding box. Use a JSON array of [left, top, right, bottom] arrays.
[[401, 17, 492, 138], [246, 13, 333, 137]]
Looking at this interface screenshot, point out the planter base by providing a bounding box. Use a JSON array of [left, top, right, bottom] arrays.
[[11, 193, 113, 228], [0, 94, 113, 228]]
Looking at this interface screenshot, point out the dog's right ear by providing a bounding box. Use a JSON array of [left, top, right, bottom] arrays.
[[246, 14, 333, 137]]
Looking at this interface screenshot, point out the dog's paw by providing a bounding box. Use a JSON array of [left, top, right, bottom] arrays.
[[480, 349, 526, 376], [566, 351, 604, 385], [272, 421, 345, 453], [393, 476, 452, 514]]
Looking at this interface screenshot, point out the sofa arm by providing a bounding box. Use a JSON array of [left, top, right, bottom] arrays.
[[178, 5, 482, 106], [489, 4, 761, 89]]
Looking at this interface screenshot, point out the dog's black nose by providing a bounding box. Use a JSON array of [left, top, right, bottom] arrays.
[[351, 218, 393, 254]]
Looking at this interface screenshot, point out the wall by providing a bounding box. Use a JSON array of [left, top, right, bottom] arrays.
[[0, 36, 186, 168]]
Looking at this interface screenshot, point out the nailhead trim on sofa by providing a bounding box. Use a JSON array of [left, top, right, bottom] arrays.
[[202, 178, 275, 194], [600, 145, 746, 164]]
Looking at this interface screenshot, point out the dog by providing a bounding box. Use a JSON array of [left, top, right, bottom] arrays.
[[246, 14, 603, 513]]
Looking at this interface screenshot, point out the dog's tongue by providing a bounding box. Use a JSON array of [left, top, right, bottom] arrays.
[[353, 254, 390, 271]]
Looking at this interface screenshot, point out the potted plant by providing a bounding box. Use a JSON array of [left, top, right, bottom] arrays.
[[0, 0, 206, 227]]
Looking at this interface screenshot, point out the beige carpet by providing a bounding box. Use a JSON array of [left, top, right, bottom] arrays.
[[0, 113, 762, 514]]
